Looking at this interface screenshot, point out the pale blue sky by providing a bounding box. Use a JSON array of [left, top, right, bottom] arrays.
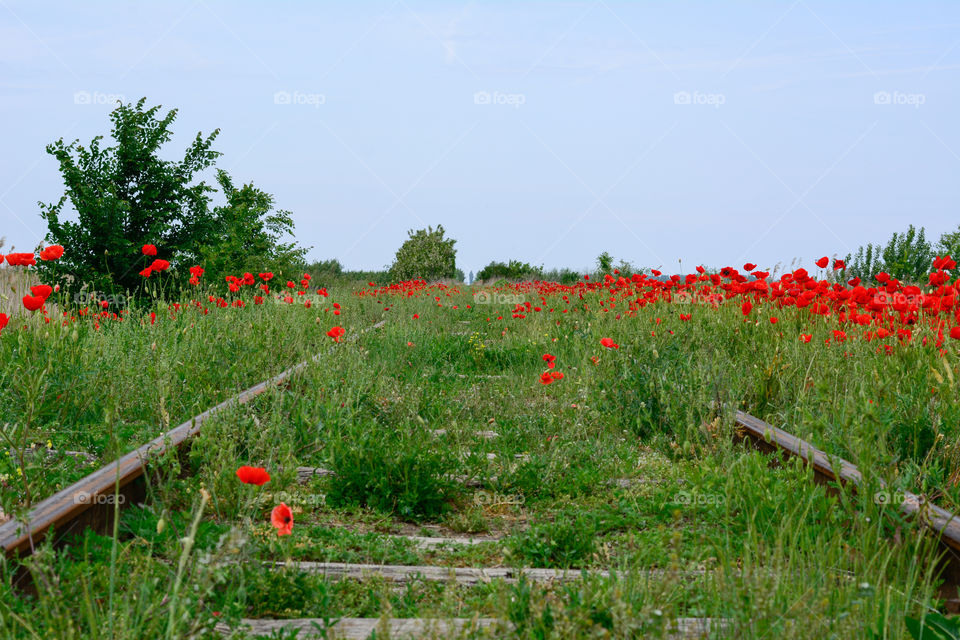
[[2, 1, 959, 275]]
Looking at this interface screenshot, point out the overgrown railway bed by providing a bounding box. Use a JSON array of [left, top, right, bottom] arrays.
[[5, 274, 960, 638], [4, 383, 959, 635]]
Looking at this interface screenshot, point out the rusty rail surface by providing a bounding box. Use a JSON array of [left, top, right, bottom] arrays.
[[0, 320, 386, 557], [733, 410, 960, 609]]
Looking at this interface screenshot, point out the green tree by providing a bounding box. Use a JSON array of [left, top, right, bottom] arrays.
[[476, 259, 543, 282], [389, 225, 458, 282], [38, 98, 221, 299], [844, 225, 933, 284], [596, 251, 614, 274], [196, 170, 308, 282], [937, 225, 960, 260]]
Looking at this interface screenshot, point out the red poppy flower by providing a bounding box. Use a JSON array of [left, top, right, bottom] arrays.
[[741, 301, 753, 316], [6, 253, 36, 266], [271, 502, 293, 536], [950, 327, 960, 340], [539, 371, 556, 385], [833, 259, 845, 270], [743, 263, 756, 271], [236, 466, 271, 486], [815, 257, 829, 268], [542, 353, 556, 368], [150, 259, 170, 271], [22, 295, 44, 312], [600, 337, 619, 349], [327, 326, 346, 342], [30, 284, 53, 300], [140, 267, 153, 278], [142, 244, 158, 256], [412, 313, 419, 319], [39, 245, 64, 261], [934, 256, 957, 271], [0, 313, 8, 333], [769, 317, 778, 324], [799, 334, 812, 343]]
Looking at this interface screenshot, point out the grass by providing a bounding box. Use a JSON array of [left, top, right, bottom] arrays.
[[0, 277, 958, 638]]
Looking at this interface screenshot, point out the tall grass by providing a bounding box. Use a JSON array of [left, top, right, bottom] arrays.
[[0, 279, 955, 638]]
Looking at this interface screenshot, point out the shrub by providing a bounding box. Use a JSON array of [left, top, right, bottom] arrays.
[[541, 267, 582, 285], [506, 513, 597, 568], [595, 251, 614, 273], [37, 98, 306, 301], [389, 225, 458, 282], [843, 225, 934, 284], [195, 170, 308, 284], [476, 260, 543, 282], [325, 426, 459, 521], [937, 225, 960, 261], [38, 99, 222, 299]]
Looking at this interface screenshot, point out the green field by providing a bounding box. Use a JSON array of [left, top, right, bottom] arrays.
[[1, 276, 958, 639]]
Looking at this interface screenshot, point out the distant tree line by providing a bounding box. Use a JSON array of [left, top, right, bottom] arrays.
[[843, 224, 959, 284]]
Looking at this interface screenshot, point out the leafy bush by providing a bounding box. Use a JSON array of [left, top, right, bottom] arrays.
[[195, 170, 308, 284], [506, 513, 597, 568], [476, 259, 543, 282], [38, 98, 221, 299], [541, 267, 583, 285], [306, 258, 344, 281], [37, 98, 305, 301], [937, 225, 960, 261], [843, 225, 934, 284], [388, 225, 458, 282], [596, 251, 614, 273], [303, 259, 392, 286], [325, 425, 459, 521]]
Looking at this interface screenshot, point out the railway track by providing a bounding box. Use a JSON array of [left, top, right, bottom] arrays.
[[733, 410, 960, 611], [6, 353, 960, 636], [0, 319, 387, 557]]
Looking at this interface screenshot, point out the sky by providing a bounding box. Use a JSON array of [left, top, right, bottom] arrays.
[[1, 1, 959, 276]]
